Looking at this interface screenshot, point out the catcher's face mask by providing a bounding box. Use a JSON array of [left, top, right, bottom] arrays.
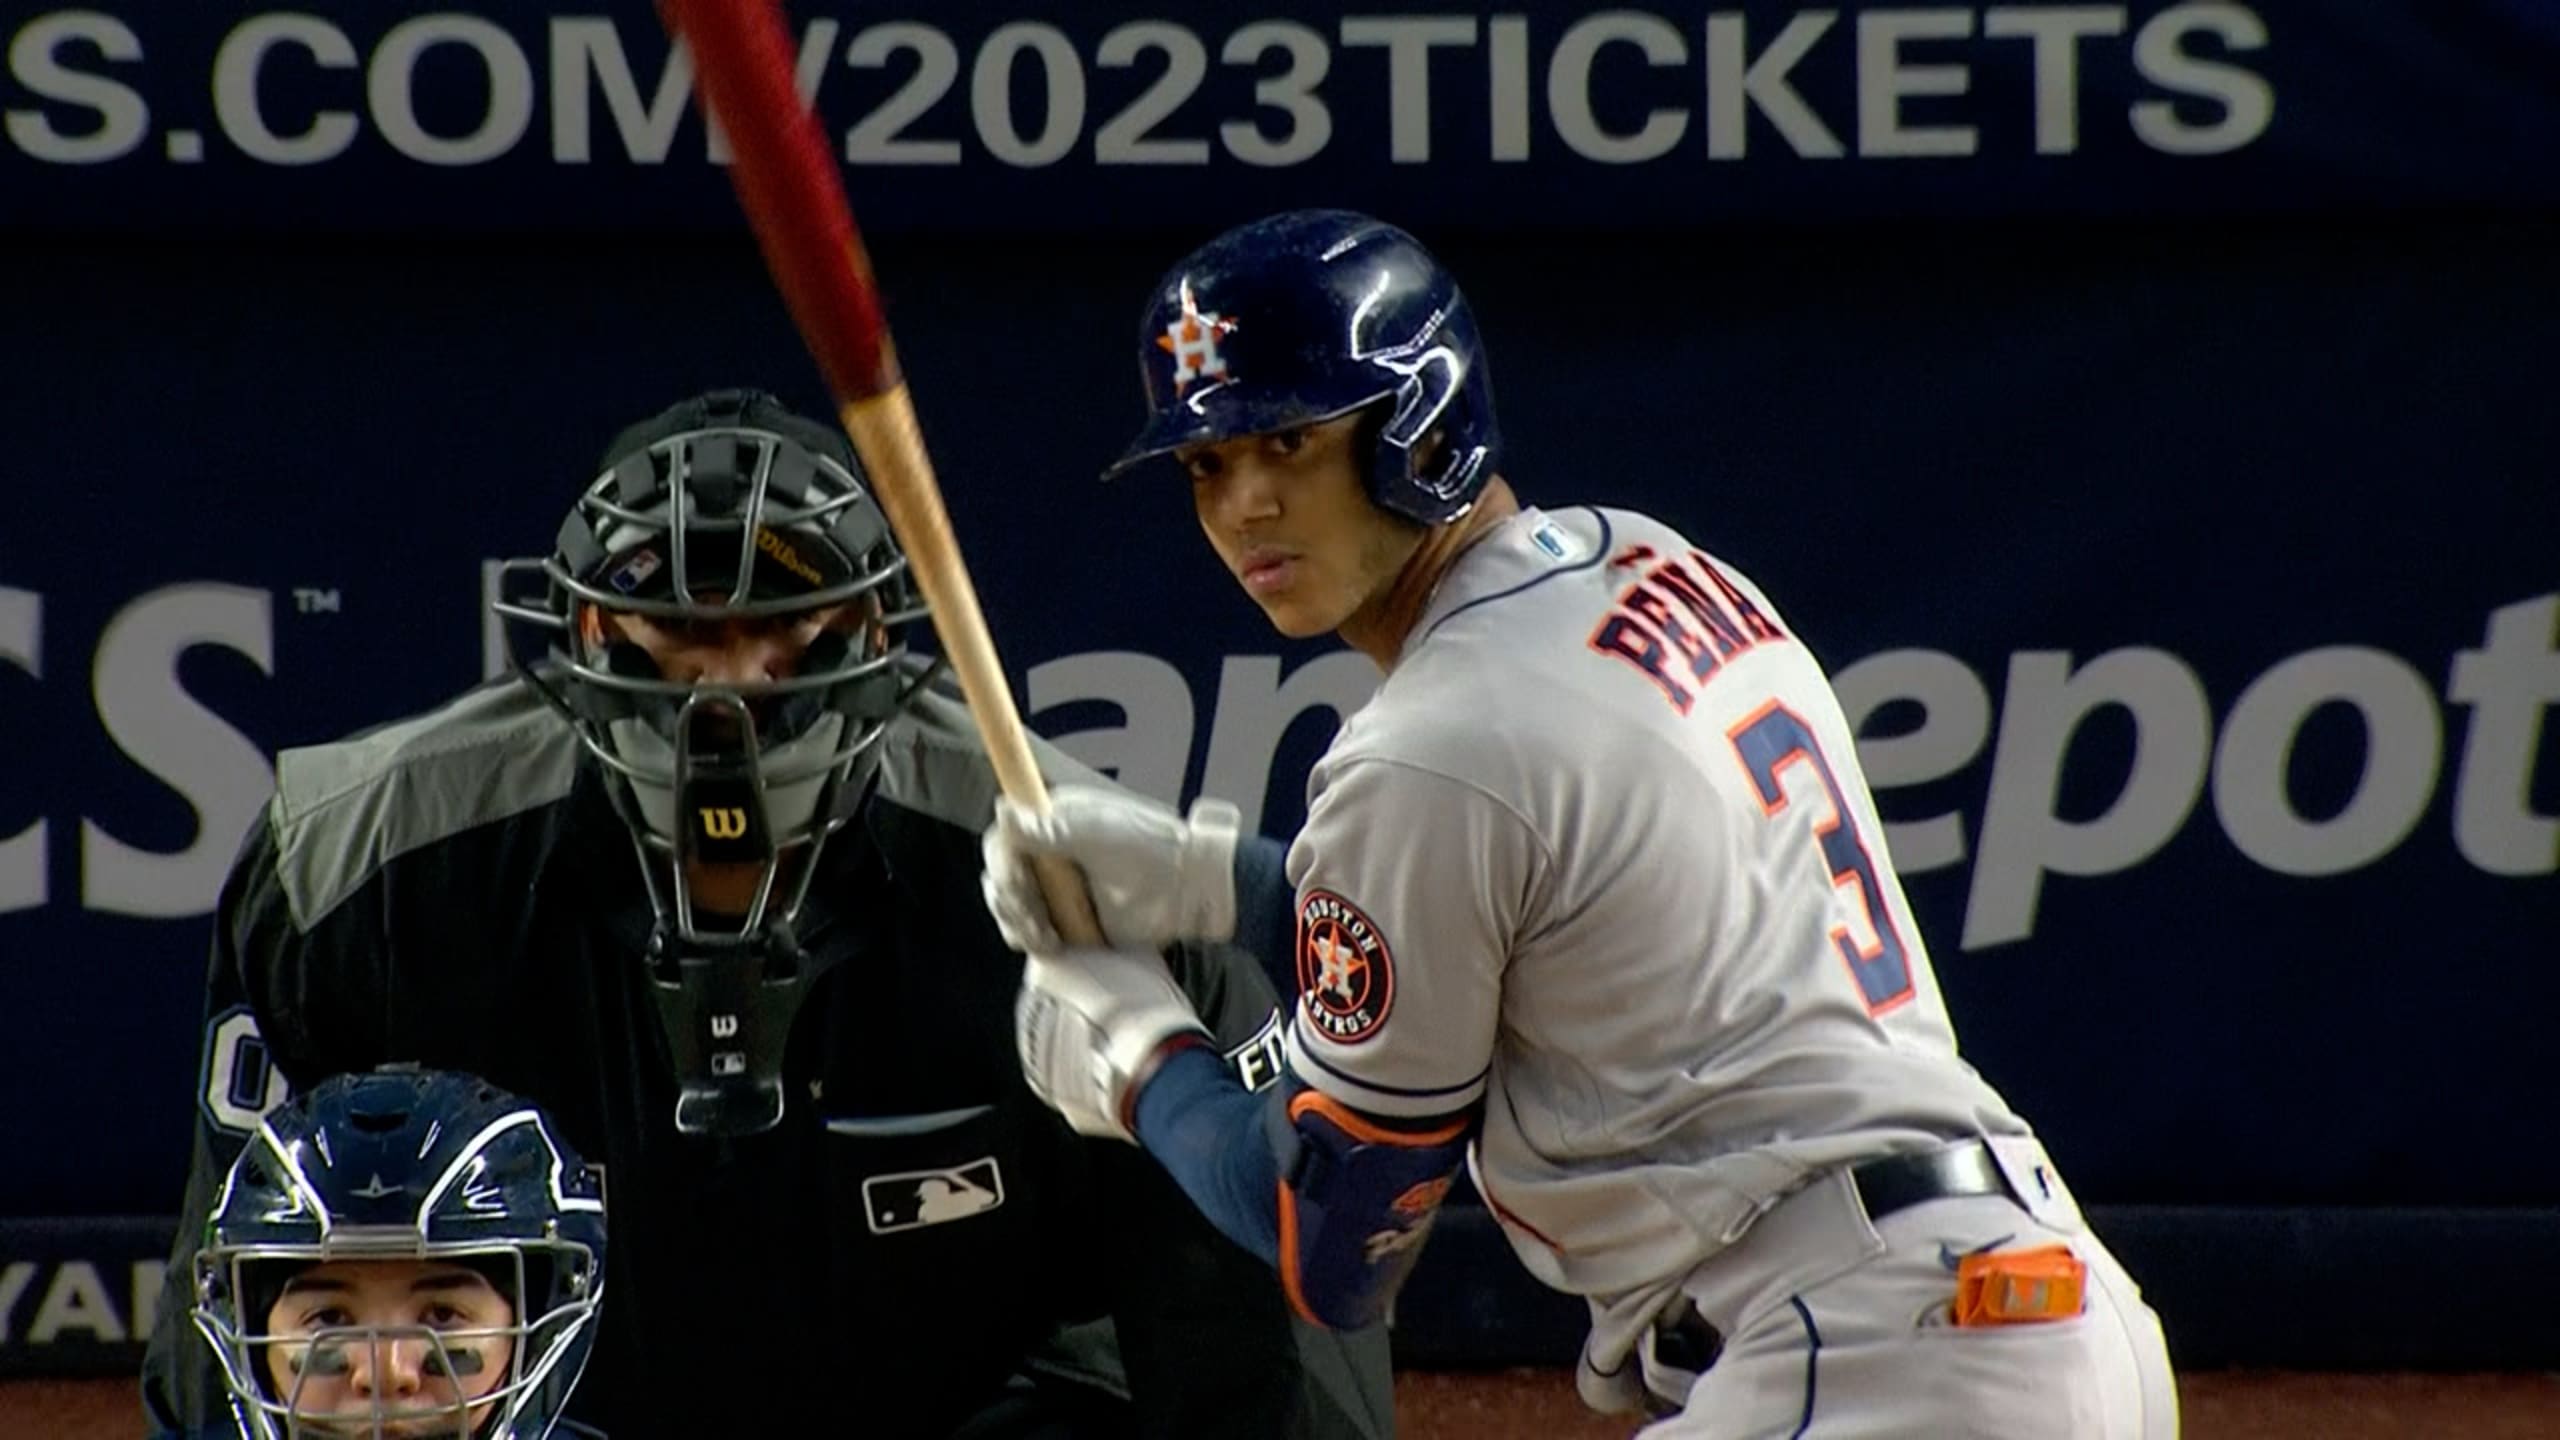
[[494, 389, 935, 1136], [239, 1259, 518, 1439], [191, 1069, 608, 1440]]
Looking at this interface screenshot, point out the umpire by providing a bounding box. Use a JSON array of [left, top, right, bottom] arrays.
[[139, 387, 1392, 1439]]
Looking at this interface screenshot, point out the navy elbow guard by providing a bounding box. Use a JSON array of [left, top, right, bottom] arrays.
[[1273, 1086, 1471, 1330]]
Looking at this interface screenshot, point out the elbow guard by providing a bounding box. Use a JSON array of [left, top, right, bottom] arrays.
[[1272, 1085, 1472, 1330]]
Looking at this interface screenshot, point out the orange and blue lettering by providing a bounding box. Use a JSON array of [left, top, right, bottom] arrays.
[[1693, 552, 1787, 644], [1587, 601, 1696, 714], [1648, 558, 1753, 660], [1622, 583, 1716, 683], [1727, 700, 1913, 1015]]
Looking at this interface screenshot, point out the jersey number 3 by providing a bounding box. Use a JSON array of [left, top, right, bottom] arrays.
[[1729, 702, 1914, 1015]]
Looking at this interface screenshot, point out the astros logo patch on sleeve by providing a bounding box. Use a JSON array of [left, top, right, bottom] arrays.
[[1297, 890, 1394, 1043]]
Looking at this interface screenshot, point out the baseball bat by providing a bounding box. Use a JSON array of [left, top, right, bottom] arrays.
[[658, 0, 1104, 949]]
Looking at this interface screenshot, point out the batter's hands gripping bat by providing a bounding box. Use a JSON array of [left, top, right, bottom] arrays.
[[658, 0, 1105, 949]]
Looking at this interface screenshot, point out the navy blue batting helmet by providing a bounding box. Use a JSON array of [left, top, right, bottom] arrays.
[[1104, 209, 1501, 525], [191, 1066, 607, 1440]]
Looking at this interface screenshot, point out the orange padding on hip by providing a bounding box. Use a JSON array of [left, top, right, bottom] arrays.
[[1954, 1245, 2087, 1327]]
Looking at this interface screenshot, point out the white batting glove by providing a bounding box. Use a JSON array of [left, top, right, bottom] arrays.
[[981, 786, 1241, 953], [1015, 948, 1211, 1143]]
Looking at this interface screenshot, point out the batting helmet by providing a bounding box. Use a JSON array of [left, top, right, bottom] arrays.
[[1104, 209, 1501, 525]]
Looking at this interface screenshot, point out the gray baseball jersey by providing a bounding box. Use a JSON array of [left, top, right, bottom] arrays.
[[1279, 504, 2031, 1322]]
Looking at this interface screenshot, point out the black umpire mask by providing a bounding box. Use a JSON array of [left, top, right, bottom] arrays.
[[494, 388, 935, 1136]]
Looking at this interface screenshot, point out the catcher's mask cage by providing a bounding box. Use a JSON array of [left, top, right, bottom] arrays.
[[492, 388, 938, 1136], [189, 1068, 607, 1440]]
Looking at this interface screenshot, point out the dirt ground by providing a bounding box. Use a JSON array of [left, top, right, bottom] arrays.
[[1393, 1368, 2560, 1438], [14, 1368, 2560, 1438]]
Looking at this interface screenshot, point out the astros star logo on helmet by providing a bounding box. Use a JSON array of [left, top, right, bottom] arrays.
[[1156, 280, 1237, 393]]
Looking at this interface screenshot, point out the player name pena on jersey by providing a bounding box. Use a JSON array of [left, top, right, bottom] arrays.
[[1298, 890, 1395, 1044], [1586, 545, 1790, 715]]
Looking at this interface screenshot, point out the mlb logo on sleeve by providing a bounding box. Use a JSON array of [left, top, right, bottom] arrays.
[[862, 1157, 1005, 1234]]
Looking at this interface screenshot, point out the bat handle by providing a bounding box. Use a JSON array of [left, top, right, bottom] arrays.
[[838, 388, 1110, 950], [971, 715, 1111, 951], [1027, 853, 1108, 950]]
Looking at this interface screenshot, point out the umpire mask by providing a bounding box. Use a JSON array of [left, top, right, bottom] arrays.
[[495, 389, 933, 1137]]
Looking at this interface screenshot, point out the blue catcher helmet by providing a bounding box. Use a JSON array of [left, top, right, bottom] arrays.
[[1104, 209, 1502, 525], [191, 1066, 607, 1440]]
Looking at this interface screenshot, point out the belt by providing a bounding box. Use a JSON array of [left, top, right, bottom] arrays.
[[1848, 1137, 2013, 1223], [1661, 1141, 2013, 1357], [1640, 1138, 2020, 1419]]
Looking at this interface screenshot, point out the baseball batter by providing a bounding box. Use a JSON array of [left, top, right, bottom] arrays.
[[985, 210, 2179, 1437]]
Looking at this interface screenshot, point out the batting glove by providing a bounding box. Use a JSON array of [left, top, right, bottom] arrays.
[[981, 786, 1241, 953], [1015, 947, 1211, 1144]]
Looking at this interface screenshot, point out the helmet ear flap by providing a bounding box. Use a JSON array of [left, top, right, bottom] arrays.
[[1372, 364, 1454, 514], [1370, 358, 1490, 525]]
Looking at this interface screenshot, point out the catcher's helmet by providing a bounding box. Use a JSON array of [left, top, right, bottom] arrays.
[[1104, 209, 1501, 525], [492, 387, 936, 1137], [190, 1066, 607, 1440]]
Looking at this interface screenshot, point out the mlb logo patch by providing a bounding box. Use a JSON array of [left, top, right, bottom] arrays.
[[1532, 522, 1570, 560], [862, 1157, 1005, 1235], [607, 547, 663, 595]]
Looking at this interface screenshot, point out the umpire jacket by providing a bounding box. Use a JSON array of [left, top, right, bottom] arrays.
[[139, 661, 1391, 1439]]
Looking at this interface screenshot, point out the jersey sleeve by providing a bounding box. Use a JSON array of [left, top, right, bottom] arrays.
[[140, 807, 389, 1435], [142, 816, 285, 1435], [140, 945, 256, 1434], [1282, 755, 1543, 1120]]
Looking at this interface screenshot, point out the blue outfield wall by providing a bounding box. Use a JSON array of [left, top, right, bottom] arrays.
[[2, 0, 2555, 1385], [13, 1204, 2560, 1380], [1394, 1205, 2560, 1374]]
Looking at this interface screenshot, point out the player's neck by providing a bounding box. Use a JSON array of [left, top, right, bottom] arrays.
[[1339, 477, 1520, 672]]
